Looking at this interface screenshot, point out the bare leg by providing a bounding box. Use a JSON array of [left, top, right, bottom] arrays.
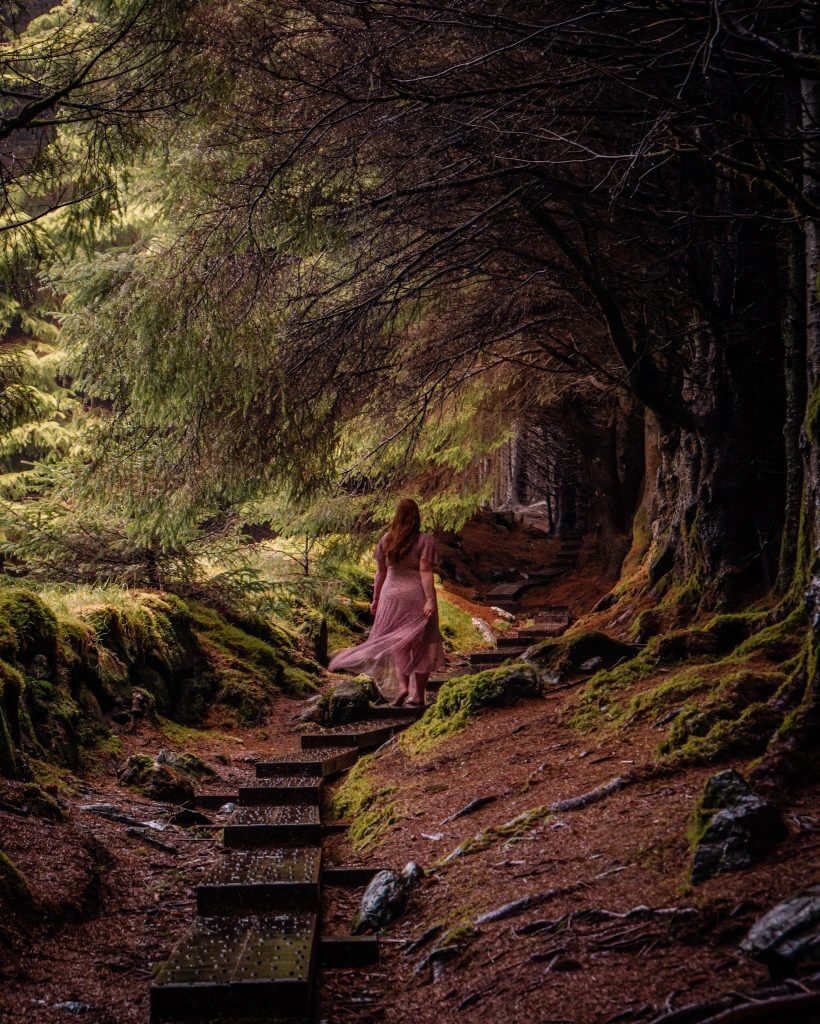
[[409, 673, 428, 706], [391, 669, 410, 707]]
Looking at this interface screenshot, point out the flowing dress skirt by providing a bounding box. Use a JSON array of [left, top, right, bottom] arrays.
[[328, 566, 445, 696]]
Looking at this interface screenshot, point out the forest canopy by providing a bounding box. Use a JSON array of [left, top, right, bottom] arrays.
[[0, 3, 817, 647]]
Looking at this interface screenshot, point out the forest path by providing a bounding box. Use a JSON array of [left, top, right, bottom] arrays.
[[147, 606, 565, 1024], [148, 612, 565, 1022]]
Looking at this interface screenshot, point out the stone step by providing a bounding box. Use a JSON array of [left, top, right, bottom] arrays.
[[238, 776, 323, 806], [223, 805, 322, 849], [150, 912, 317, 1021], [299, 718, 408, 752], [196, 849, 320, 915], [255, 747, 360, 779]]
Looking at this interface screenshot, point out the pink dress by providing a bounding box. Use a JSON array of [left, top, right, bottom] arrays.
[[329, 532, 446, 693]]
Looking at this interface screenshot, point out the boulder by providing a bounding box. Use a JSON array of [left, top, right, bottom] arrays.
[[299, 677, 380, 726], [524, 631, 634, 683], [155, 749, 215, 780], [352, 869, 408, 934], [690, 770, 786, 884], [740, 884, 820, 979], [118, 754, 194, 804]]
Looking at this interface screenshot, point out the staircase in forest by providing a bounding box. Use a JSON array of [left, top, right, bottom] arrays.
[[149, 613, 571, 1021], [149, 710, 421, 1023], [484, 532, 583, 608]]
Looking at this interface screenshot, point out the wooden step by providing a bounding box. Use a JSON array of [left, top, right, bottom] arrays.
[[196, 849, 320, 914], [496, 635, 537, 649], [361, 705, 425, 721], [468, 649, 524, 667], [193, 793, 238, 810], [320, 935, 379, 967], [150, 912, 317, 1021], [322, 866, 385, 888], [238, 776, 323, 806], [299, 718, 408, 751], [223, 805, 322, 849], [255, 747, 359, 778]]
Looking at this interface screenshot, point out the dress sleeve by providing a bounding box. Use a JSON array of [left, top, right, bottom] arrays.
[[375, 536, 387, 571], [419, 533, 438, 568]]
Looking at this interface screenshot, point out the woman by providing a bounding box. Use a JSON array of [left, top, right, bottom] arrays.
[[329, 498, 445, 707]]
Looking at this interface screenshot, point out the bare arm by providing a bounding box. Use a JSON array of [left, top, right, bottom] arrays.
[[420, 557, 437, 618], [372, 566, 386, 613], [371, 539, 387, 615]]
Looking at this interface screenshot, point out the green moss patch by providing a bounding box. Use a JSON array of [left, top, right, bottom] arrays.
[[401, 663, 541, 755], [437, 596, 489, 653], [331, 756, 398, 850]]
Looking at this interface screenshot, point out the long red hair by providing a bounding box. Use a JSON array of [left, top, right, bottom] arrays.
[[384, 498, 421, 565]]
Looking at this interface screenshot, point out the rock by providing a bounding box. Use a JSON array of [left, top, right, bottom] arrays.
[[155, 749, 215, 780], [53, 1002, 91, 1014], [578, 656, 604, 673], [130, 687, 157, 721], [299, 677, 379, 726], [351, 869, 407, 934], [402, 861, 424, 888], [471, 617, 496, 645], [169, 808, 213, 827], [118, 755, 195, 804], [740, 884, 820, 979], [491, 607, 514, 621], [690, 770, 786, 884], [218, 802, 236, 814], [524, 631, 634, 682]]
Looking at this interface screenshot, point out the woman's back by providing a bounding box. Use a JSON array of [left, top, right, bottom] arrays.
[[377, 532, 436, 571]]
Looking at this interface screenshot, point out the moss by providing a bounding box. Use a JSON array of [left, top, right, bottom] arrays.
[[0, 588, 58, 664], [728, 609, 805, 662], [188, 600, 317, 698], [439, 804, 553, 864], [0, 848, 39, 939], [331, 756, 398, 850], [571, 640, 661, 730], [661, 669, 787, 767], [401, 664, 541, 754], [437, 596, 489, 653]]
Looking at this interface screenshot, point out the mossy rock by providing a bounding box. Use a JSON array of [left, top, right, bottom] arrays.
[[0, 588, 58, 664], [402, 663, 541, 754], [118, 753, 194, 804], [301, 677, 380, 726], [155, 748, 215, 781], [524, 631, 635, 682]]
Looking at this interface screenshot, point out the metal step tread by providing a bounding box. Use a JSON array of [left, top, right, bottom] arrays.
[[299, 717, 409, 750], [151, 912, 316, 1018], [196, 850, 320, 914], [231, 805, 320, 826], [239, 776, 323, 805], [255, 747, 360, 778]]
